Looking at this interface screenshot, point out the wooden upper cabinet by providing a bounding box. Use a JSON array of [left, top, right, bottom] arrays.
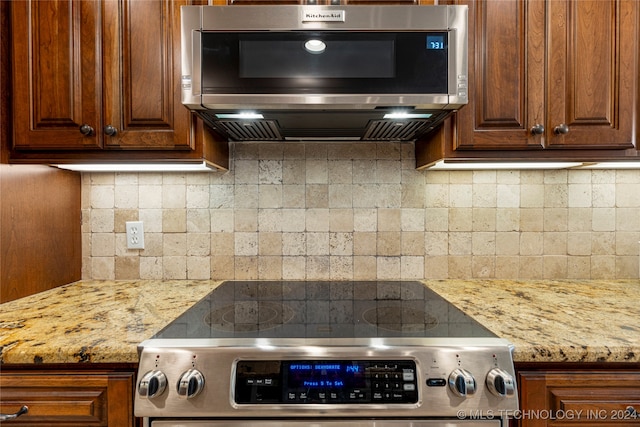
[[11, 1, 102, 150], [11, 0, 192, 151], [453, 0, 637, 152]]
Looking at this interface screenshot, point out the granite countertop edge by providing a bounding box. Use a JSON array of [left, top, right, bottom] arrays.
[[1, 279, 638, 366]]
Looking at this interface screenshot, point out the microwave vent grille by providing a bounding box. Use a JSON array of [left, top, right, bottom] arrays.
[[216, 120, 283, 141], [363, 120, 431, 141]]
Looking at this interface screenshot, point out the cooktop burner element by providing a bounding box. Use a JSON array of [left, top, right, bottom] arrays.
[[136, 281, 518, 423], [153, 280, 495, 339]]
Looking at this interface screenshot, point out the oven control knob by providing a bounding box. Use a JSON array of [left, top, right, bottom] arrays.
[[177, 369, 205, 399], [486, 368, 516, 397], [138, 370, 167, 399], [448, 368, 476, 397]]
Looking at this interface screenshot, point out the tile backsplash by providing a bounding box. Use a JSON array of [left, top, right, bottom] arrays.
[[82, 142, 640, 280]]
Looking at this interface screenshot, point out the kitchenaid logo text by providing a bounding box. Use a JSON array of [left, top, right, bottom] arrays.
[[302, 10, 345, 22]]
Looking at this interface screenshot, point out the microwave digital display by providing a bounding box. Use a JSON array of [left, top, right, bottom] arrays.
[[427, 35, 446, 50]]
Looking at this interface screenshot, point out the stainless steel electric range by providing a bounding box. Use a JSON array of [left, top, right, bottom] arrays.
[[135, 281, 518, 427]]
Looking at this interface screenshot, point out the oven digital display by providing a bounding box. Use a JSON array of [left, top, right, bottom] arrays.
[[235, 360, 418, 405], [286, 361, 367, 389]]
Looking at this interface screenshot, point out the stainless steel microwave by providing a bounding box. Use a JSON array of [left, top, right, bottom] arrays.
[[181, 5, 468, 142]]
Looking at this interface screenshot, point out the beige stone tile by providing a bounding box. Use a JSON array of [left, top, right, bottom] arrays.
[[258, 256, 283, 279], [616, 232, 640, 256], [472, 208, 496, 231], [306, 159, 328, 184], [328, 184, 353, 208], [401, 256, 424, 279], [162, 173, 186, 185], [424, 256, 448, 279], [187, 209, 211, 233], [329, 232, 353, 256], [520, 184, 544, 207], [282, 160, 306, 184], [329, 256, 353, 280], [327, 144, 353, 160], [282, 184, 306, 208], [163, 209, 187, 233], [448, 232, 471, 255], [449, 171, 472, 184], [91, 209, 115, 233], [115, 185, 138, 209], [139, 256, 163, 279], [353, 232, 377, 256], [163, 185, 186, 209], [568, 183, 592, 208], [425, 231, 448, 256], [139, 185, 163, 208], [494, 256, 520, 278], [518, 256, 543, 278], [472, 184, 497, 207], [496, 184, 520, 208], [377, 160, 401, 183], [567, 208, 592, 231], [91, 257, 115, 280], [187, 256, 211, 279], [329, 209, 354, 232], [424, 170, 449, 184], [259, 144, 284, 160], [282, 256, 306, 280], [306, 209, 330, 232], [496, 208, 519, 232], [163, 234, 187, 256], [472, 256, 495, 278], [307, 232, 329, 256], [544, 232, 567, 255], [234, 209, 258, 232], [567, 256, 591, 279], [258, 233, 282, 256], [544, 184, 568, 208], [305, 143, 328, 159], [306, 184, 329, 208], [353, 256, 377, 279], [235, 232, 258, 256], [211, 184, 236, 208], [449, 184, 472, 207], [496, 232, 520, 256], [92, 233, 115, 257], [401, 232, 425, 256], [377, 232, 401, 256], [328, 160, 353, 184], [496, 170, 520, 184], [543, 208, 568, 232], [353, 209, 377, 232], [211, 233, 235, 255], [544, 170, 568, 184], [543, 256, 567, 278], [351, 143, 377, 160], [447, 256, 472, 278], [353, 160, 377, 184], [591, 231, 615, 255], [592, 208, 616, 231], [258, 209, 282, 232], [234, 160, 260, 184], [114, 209, 138, 233], [449, 208, 472, 232], [211, 210, 234, 233], [615, 170, 640, 184], [378, 209, 401, 231], [281, 209, 305, 232], [520, 208, 543, 231], [90, 172, 115, 185], [186, 184, 210, 208], [376, 143, 401, 160], [425, 208, 448, 231], [187, 233, 210, 256], [400, 209, 425, 232], [591, 255, 615, 279], [376, 256, 401, 279], [235, 256, 258, 279], [139, 209, 163, 232], [282, 233, 306, 256], [567, 232, 591, 256], [258, 160, 283, 184], [472, 232, 495, 256], [352, 183, 379, 207], [259, 185, 283, 209], [616, 256, 639, 279], [616, 183, 640, 207], [616, 208, 640, 231], [211, 256, 235, 279], [520, 232, 543, 256], [112, 255, 135, 278], [307, 255, 330, 280], [141, 233, 163, 256], [138, 173, 163, 185]]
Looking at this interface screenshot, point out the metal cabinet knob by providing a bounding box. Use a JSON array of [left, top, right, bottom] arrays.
[[530, 124, 545, 135], [104, 125, 118, 136], [554, 123, 570, 135], [79, 124, 94, 136], [0, 406, 28, 421]]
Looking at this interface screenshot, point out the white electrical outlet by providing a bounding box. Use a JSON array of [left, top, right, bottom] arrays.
[[126, 221, 145, 250]]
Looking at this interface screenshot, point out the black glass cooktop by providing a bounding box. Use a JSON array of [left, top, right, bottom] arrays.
[[154, 281, 496, 339]]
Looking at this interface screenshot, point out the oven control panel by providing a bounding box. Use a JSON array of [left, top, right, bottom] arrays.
[[235, 360, 418, 404]]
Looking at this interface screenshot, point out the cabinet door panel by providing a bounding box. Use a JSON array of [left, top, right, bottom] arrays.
[[547, 0, 636, 149], [12, 0, 102, 150], [455, 0, 545, 150], [103, 0, 192, 149]]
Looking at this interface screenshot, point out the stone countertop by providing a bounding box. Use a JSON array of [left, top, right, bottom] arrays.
[[422, 279, 640, 363], [1, 279, 638, 365], [0, 280, 221, 364]]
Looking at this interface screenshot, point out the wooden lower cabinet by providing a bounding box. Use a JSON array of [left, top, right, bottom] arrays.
[[516, 366, 640, 427], [0, 368, 137, 426]]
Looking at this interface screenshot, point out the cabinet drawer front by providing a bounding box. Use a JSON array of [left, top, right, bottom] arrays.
[[0, 372, 134, 426]]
